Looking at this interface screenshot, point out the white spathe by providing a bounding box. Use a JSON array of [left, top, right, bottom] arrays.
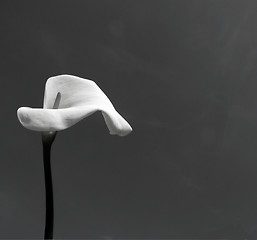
[[17, 75, 132, 136]]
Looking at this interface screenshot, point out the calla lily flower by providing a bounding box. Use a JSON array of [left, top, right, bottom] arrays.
[[17, 74, 132, 136]]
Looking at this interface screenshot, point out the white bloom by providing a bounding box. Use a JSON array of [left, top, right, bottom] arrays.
[[17, 75, 132, 136]]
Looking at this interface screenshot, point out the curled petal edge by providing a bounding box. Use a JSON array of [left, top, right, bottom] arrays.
[[17, 106, 132, 136]]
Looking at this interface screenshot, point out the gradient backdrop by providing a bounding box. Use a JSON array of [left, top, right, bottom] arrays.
[[1, 0, 257, 238]]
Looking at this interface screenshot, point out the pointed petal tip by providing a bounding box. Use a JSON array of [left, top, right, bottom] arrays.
[[110, 123, 133, 137], [119, 127, 133, 137]]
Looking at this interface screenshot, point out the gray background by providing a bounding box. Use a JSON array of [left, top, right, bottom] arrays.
[[1, 0, 257, 238]]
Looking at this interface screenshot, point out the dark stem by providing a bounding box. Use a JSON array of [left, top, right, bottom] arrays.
[[42, 132, 57, 240]]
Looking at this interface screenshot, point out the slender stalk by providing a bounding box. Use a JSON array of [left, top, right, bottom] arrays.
[[42, 132, 57, 239]]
